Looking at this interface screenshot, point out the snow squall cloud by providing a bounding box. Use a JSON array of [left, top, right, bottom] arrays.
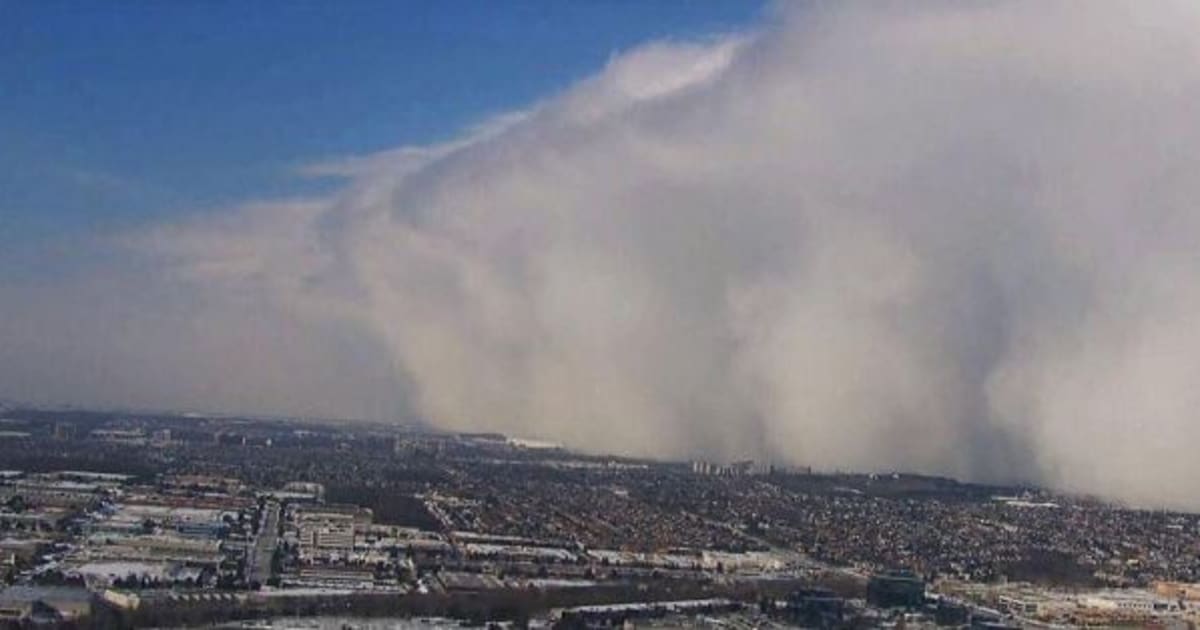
[[6, 1, 1200, 508]]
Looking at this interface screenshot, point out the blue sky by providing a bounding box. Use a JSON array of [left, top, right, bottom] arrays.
[[0, 1, 765, 254]]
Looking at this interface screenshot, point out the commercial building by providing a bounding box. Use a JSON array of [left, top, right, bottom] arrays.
[[295, 505, 372, 560], [0, 478, 102, 508], [0, 586, 93, 623], [89, 502, 232, 538], [867, 571, 925, 608], [1155, 581, 1200, 601], [0, 507, 73, 533]]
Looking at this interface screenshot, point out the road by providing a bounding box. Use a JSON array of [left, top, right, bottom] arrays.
[[247, 500, 280, 586]]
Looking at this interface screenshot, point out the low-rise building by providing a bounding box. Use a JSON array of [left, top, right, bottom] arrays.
[[0, 507, 74, 532], [0, 478, 102, 508], [0, 586, 93, 623], [1155, 580, 1200, 601], [867, 571, 925, 608], [295, 505, 371, 561]]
